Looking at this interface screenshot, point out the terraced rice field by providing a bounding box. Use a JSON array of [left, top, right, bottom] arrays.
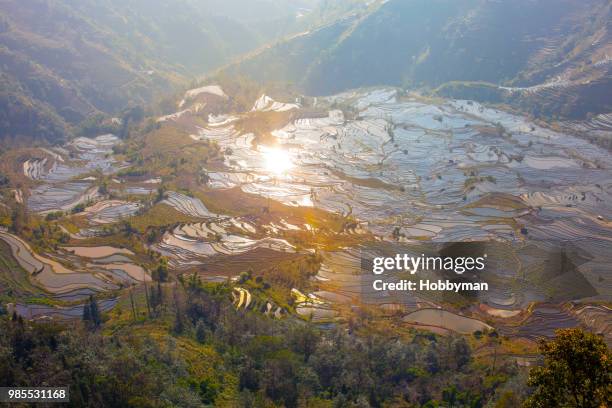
[[570, 304, 612, 339], [23, 157, 48, 180], [80, 200, 142, 224], [28, 182, 100, 214], [8, 299, 117, 321], [0, 231, 118, 294], [402, 308, 493, 334], [232, 286, 286, 319], [27, 134, 122, 213], [63, 246, 134, 258], [499, 304, 580, 341], [293, 288, 339, 322], [0, 239, 46, 299], [152, 218, 296, 269], [179, 85, 227, 108], [22, 134, 146, 238], [251, 94, 300, 112], [0, 232, 151, 305], [164, 87, 611, 339], [4, 86, 609, 338], [206, 90, 609, 243], [0, 232, 124, 319], [162, 191, 214, 218]]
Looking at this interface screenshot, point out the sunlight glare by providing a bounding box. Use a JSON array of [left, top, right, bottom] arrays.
[[263, 147, 293, 175]]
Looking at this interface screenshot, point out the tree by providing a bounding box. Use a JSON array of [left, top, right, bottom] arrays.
[[496, 391, 522, 408], [155, 258, 169, 282], [425, 348, 440, 374], [172, 287, 185, 335], [262, 350, 299, 407], [451, 337, 471, 369], [172, 308, 185, 335], [10, 205, 26, 234], [91, 297, 101, 327], [71, 203, 85, 214], [524, 328, 611, 408], [84, 296, 101, 328], [155, 186, 166, 203], [288, 324, 319, 362], [150, 281, 163, 313], [195, 319, 206, 344], [99, 179, 108, 195], [82, 303, 91, 323]]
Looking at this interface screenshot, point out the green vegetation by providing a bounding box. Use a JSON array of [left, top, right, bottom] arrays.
[[0, 2, 609, 406], [82, 295, 102, 328], [436, 81, 505, 104], [4, 203, 71, 252], [0, 240, 45, 301], [0, 0, 317, 144], [524, 328, 611, 408], [0, 277, 533, 407], [130, 203, 203, 234], [75, 114, 121, 138], [129, 124, 222, 187], [235, 110, 296, 146], [223, 0, 611, 122]]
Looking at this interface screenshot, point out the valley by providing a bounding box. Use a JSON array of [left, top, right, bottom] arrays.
[[0, 1, 610, 406], [2, 84, 610, 343]]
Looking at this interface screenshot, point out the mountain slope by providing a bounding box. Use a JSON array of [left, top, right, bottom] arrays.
[[223, 0, 611, 119], [0, 0, 322, 144]]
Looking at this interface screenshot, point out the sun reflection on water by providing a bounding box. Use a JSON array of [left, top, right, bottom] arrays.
[[262, 146, 293, 175]]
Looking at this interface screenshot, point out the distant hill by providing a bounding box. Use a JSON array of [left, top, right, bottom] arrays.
[[0, 0, 323, 144], [222, 0, 612, 120], [2, 0, 609, 145]]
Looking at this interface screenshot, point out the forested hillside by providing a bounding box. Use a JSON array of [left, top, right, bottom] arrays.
[[223, 0, 612, 120], [0, 0, 325, 144]]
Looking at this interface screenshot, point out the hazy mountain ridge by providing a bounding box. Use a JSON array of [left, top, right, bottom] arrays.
[[222, 0, 611, 121], [0, 0, 324, 144], [1, 0, 609, 144]]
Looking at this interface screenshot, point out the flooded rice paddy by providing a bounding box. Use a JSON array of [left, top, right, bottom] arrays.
[[27, 134, 121, 213], [152, 218, 296, 269], [179, 88, 612, 338], [5, 86, 611, 339]]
